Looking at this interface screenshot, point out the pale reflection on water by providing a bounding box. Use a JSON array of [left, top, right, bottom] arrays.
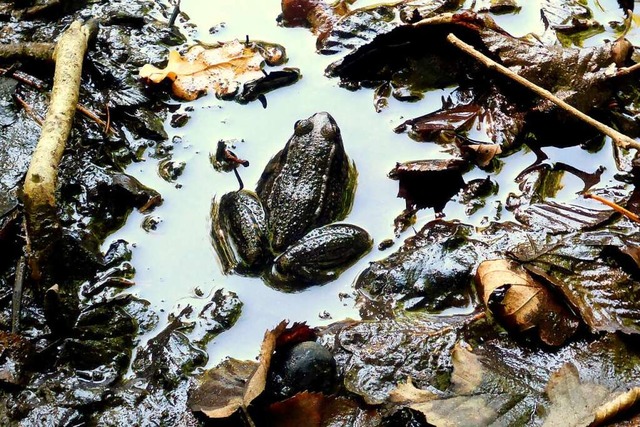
[[104, 0, 629, 367]]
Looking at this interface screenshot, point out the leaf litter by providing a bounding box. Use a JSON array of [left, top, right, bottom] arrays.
[[4, 0, 640, 425]]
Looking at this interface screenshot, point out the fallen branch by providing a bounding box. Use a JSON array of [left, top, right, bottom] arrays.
[[447, 33, 640, 151], [0, 43, 55, 62], [22, 20, 96, 280]]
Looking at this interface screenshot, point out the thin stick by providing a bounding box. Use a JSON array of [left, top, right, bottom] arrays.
[[14, 94, 44, 126], [447, 33, 640, 151], [104, 104, 111, 134], [583, 193, 640, 223], [11, 256, 26, 333], [76, 102, 112, 134], [0, 67, 47, 90]]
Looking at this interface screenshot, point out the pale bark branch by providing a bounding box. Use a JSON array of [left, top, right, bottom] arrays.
[[22, 21, 94, 279], [447, 33, 640, 151]]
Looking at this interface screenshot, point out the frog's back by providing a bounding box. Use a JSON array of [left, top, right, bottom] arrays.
[[257, 112, 355, 251]]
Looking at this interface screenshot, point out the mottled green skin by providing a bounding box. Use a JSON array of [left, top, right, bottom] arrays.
[[256, 112, 354, 252], [213, 113, 369, 286], [212, 190, 271, 273], [275, 224, 373, 284]]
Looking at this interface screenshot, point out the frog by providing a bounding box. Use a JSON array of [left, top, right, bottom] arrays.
[[211, 112, 372, 288]]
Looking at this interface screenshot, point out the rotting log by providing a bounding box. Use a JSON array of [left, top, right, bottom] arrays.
[[21, 20, 96, 280]]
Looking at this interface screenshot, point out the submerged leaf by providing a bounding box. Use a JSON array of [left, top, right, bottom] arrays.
[[139, 40, 290, 101], [387, 334, 640, 426], [542, 363, 640, 427], [511, 225, 640, 335], [475, 259, 579, 346], [389, 341, 538, 426]]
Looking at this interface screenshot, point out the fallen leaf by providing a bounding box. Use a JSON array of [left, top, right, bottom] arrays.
[[139, 40, 288, 101], [0, 331, 33, 385], [267, 391, 374, 427], [462, 143, 502, 167], [388, 159, 466, 213], [334, 312, 485, 404], [509, 226, 640, 335], [280, 0, 351, 44], [244, 320, 288, 405], [275, 322, 317, 348], [188, 358, 258, 418], [387, 334, 640, 426], [475, 259, 579, 346], [542, 363, 640, 427], [188, 320, 288, 421], [389, 341, 537, 427]]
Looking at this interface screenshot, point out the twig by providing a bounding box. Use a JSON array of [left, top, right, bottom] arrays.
[[616, 61, 640, 78], [14, 94, 44, 126], [583, 193, 640, 223], [0, 43, 55, 61], [0, 67, 47, 90], [76, 102, 112, 134], [446, 33, 640, 151], [104, 104, 111, 134], [11, 256, 26, 333]]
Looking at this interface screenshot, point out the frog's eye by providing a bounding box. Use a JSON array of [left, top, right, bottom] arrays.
[[294, 119, 313, 136], [320, 122, 338, 140]]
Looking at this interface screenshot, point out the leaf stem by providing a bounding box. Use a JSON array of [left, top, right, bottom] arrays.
[[583, 193, 640, 223]]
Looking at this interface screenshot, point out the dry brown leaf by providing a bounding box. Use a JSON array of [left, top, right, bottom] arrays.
[[543, 363, 640, 427], [188, 358, 257, 418], [389, 377, 439, 404], [188, 320, 289, 421], [464, 143, 502, 167], [388, 342, 509, 427], [475, 259, 579, 346], [593, 388, 640, 426], [139, 40, 286, 101], [244, 319, 288, 405]]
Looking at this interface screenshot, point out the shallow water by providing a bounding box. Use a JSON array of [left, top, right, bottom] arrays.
[[104, 0, 630, 366]]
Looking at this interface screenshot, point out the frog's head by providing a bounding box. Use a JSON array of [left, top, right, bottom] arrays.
[[293, 112, 341, 143]]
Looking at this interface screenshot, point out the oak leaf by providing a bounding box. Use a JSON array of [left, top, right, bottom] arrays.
[[139, 40, 287, 101]]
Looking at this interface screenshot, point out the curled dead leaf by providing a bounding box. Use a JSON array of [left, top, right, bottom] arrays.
[[475, 259, 579, 346], [139, 40, 289, 101], [462, 143, 502, 167]]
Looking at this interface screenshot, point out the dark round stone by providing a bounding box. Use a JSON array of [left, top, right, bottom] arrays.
[[267, 341, 337, 400]]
